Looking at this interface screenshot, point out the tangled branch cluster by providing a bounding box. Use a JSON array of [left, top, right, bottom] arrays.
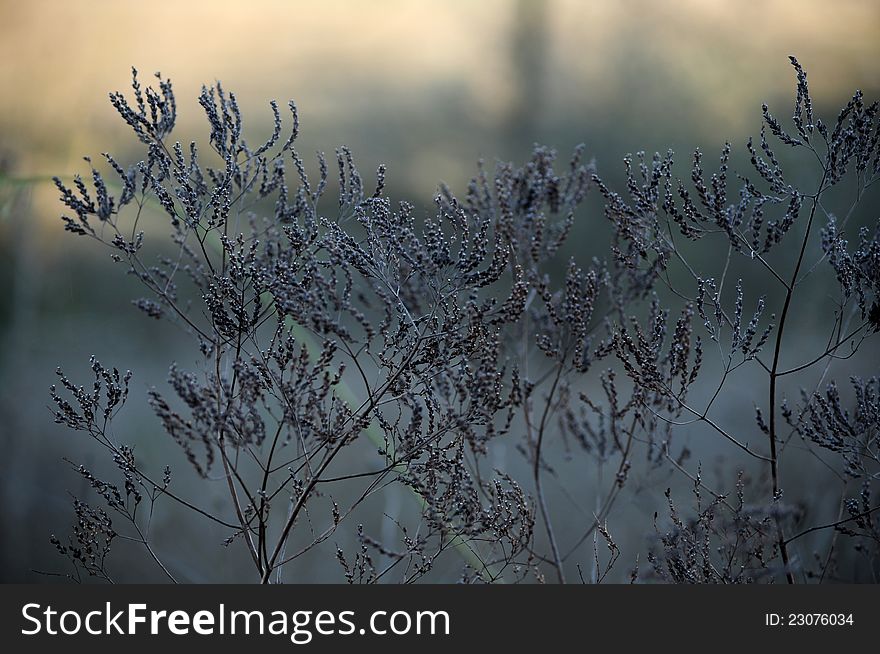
[[48, 59, 880, 583]]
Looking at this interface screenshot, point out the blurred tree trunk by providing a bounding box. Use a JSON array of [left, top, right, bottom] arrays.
[[506, 0, 550, 152]]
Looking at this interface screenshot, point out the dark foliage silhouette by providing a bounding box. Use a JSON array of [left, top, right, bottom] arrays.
[[49, 58, 880, 583]]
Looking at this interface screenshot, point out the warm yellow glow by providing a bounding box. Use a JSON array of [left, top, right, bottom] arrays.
[[1, 0, 877, 198]]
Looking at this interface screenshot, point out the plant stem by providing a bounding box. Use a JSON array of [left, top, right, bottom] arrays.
[[531, 361, 567, 584], [768, 170, 827, 584]]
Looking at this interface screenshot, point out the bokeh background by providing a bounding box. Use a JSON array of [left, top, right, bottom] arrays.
[[1, 0, 878, 582]]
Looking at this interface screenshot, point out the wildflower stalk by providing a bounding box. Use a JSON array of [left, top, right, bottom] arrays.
[[768, 169, 828, 585]]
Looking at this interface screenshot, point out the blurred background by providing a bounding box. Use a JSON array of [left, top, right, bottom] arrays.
[[1, 0, 878, 582]]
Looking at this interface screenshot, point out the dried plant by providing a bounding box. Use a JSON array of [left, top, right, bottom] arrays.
[[48, 58, 879, 583]]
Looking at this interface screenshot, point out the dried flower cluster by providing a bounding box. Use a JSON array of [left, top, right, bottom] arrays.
[[48, 58, 879, 583]]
